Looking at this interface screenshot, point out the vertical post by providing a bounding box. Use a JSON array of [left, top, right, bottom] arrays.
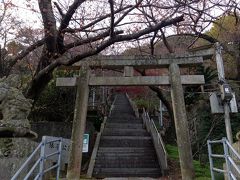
[[56, 138, 62, 180], [102, 87, 105, 103], [207, 140, 215, 180], [224, 104, 233, 144], [123, 66, 134, 77], [0, 45, 2, 76], [67, 66, 90, 180], [215, 42, 233, 144], [215, 43, 225, 81], [169, 63, 195, 180], [159, 100, 163, 127], [223, 138, 231, 179], [39, 136, 46, 180], [92, 87, 95, 107]]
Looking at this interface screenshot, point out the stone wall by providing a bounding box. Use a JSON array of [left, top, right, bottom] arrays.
[[1, 121, 96, 179], [0, 138, 38, 180]]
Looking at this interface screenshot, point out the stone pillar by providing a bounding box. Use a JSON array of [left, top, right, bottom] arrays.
[[169, 63, 195, 180], [124, 66, 134, 77], [67, 66, 90, 180]]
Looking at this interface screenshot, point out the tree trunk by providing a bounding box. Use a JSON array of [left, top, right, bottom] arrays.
[[24, 50, 54, 100], [148, 86, 176, 141]]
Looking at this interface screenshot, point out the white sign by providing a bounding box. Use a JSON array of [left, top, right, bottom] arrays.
[[210, 92, 238, 114], [83, 134, 89, 153], [44, 134, 89, 164]]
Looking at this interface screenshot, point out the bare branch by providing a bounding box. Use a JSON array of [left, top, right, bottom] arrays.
[[53, 2, 65, 17], [108, 0, 115, 37], [63, 5, 133, 33], [114, 0, 144, 26], [150, 31, 157, 55], [8, 38, 45, 71], [59, 0, 85, 32], [38, 0, 57, 54], [61, 15, 184, 65], [65, 30, 124, 50], [57, 0, 85, 53], [160, 28, 174, 53], [0, 0, 7, 25]]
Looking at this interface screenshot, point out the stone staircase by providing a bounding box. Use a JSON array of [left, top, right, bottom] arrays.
[[92, 94, 162, 178]]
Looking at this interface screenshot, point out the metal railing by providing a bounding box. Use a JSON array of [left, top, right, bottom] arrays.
[[142, 109, 168, 174], [208, 137, 240, 180], [11, 136, 63, 180]]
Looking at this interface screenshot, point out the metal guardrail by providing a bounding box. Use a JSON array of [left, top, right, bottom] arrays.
[[208, 137, 240, 180], [142, 109, 168, 174], [11, 136, 62, 180]]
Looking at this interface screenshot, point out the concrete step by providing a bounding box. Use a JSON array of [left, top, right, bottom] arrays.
[[105, 123, 144, 129], [111, 104, 132, 108], [96, 151, 157, 158], [100, 136, 153, 147], [101, 136, 151, 141], [92, 94, 162, 178], [109, 113, 136, 118], [98, 147, 155, 153], [94, 160, 159, 168], [93, 168, 162, 178], [110, 110, 134, 113], [96, 154, 157, 163], [95, 157, 159, 165], [106, 120, 142, 124], [108, 117, 142, 122], [102, 128, 149, 136]]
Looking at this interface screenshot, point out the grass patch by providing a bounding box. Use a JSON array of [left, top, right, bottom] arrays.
[[166, 144, 212, 179]]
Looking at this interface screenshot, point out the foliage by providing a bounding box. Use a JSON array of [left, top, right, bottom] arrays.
[[29, 69, 104, 132], [133, 94, 159, 112], [206, 14, 240, 43], [183, 14, 240, 165], [29, 70, 77, 122], [184, 65, 218, 105], [0, 40, 33, 78], [206, 14, 240, 79], [187, 96, 240, 167], [197, 66, 218, 84], [134, 98, 149, 109], [166, 144, 211, 179]]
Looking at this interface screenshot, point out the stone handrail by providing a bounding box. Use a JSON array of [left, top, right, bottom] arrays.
[[125, 93, 139, 118], [86, 116, 107, 178], [142, 108, 168, 174]]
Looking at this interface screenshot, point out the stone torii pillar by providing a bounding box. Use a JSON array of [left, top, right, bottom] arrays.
[[169, 63, 194, 180], [66, 66, 90, 180]]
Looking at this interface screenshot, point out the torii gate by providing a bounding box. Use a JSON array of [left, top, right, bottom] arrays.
[[56, 48, 214, 180]]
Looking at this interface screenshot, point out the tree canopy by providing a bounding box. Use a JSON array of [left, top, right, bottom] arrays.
[[0, 0, 239, 99]]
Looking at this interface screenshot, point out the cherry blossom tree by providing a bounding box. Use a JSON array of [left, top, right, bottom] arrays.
[[1, 0, 239, 100]]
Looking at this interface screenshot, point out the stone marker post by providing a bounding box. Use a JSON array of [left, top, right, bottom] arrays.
[[67, 66, 90, 180], [169, 63, 195, 180]]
